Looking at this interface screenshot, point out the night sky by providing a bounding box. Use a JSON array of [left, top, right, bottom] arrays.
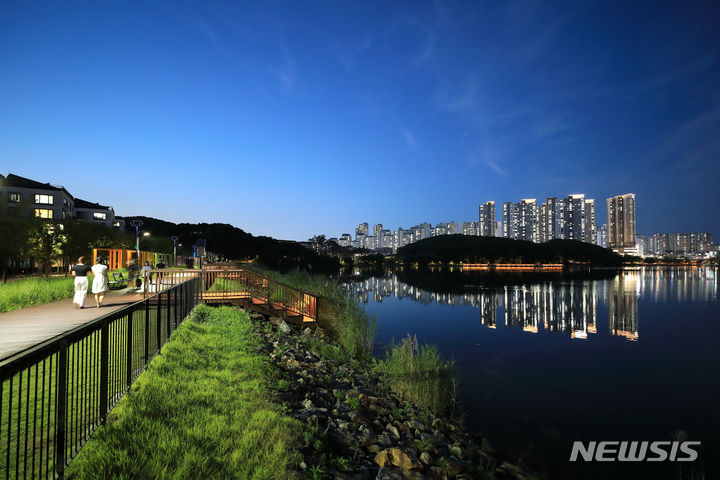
[[1, 1, 719, 240]]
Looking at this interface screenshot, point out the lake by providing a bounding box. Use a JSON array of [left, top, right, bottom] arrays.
[[342, 267, 719, 480]]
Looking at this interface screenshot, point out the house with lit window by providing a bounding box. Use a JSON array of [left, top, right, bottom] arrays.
[[74, 198, 115, 228], [0, 173, 75, 221]]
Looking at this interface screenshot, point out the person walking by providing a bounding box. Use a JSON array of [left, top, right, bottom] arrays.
[[91, 257, 110, 308], [141, 261, 152, 293], [71, 256, 91, 309], [126, 258, 140, 294]]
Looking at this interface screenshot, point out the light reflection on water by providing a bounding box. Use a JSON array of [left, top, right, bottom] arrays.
[[341, 267, 719, 480], [344, 268, 717, 343]]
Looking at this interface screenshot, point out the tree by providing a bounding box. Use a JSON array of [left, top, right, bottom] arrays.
[[0, 219, 32, 282], [26, 222, 67, 275]]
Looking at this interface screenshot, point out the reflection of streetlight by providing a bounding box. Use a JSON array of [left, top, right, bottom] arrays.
[[130, 219, 143, 260], [170, 236, 179, 266]]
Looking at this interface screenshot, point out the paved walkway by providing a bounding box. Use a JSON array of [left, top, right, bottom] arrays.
[[0, 290, 144, 361]]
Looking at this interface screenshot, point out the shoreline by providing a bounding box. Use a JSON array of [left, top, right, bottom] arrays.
[[252, 310, 535, 480]]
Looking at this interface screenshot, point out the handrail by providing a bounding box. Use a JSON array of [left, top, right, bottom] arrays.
[[143, 268, 319, 321], [0, 277, 202, 479]]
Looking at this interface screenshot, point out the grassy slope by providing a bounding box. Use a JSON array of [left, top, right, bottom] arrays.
[[0, 277, 74, 313], [66, 305, 300, 480]]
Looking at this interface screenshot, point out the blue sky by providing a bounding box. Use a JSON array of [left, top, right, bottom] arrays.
[[1, 1, 719, 240]]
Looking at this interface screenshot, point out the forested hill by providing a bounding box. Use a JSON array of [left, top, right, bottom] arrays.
[[126, 216, 338, 272], [396, 234, 623, 266]]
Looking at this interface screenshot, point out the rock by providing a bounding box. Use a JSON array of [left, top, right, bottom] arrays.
[[428, 467, 448, 480], [376, 467, 404, 480], [302, 399, 315, 410], [286, 359, 300, 369], [299, 461, 307, 470], [367, 444, 383, 454], [279, 320, 292, 334], [387, 424, 401, 440], [408, 420, 425, 431], [419, 452, 433, 465], [442, 456, 462, 477], [388, 448, 420, 470], [358, 430, 378, 447], [303, 327, 313, 335], [269, 316, 282, 326], [375, 450, 390, 468], [249, 313, 265, 322]]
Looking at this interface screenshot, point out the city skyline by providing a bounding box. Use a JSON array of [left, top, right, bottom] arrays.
[[2, 2, 719, 240]]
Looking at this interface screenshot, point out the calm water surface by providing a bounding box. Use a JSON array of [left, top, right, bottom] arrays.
[[342, 267, 719, 480]]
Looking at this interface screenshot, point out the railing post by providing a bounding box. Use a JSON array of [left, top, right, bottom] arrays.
[[174, 286, 179, 329], [157, 295, 162, 353], [144, 299, 150, 363], [99, 321, 109, 423], [166, 291, 171, 340], [55, 339, 68, 478], [126, 311, 133, 387]]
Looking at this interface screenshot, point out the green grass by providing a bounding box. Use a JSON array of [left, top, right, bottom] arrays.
[[243, 265, 458, 416], [376, 334, 457, 416], [0, 277, 74, 313], [1, 299, 175, 479], [65, 305, 301, 480], [0, 268, 133, 314]]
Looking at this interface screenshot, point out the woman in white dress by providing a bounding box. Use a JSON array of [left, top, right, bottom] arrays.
[[71, 256, 92, 309], [91, 257, 110, 308]]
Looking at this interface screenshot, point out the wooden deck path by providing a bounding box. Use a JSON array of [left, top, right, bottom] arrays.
[[0, 290, 144, 361]]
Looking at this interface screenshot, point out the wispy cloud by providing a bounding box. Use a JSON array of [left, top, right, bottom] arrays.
[[436, 76, 477, 112], [335, 27, 396, 71], [647, 106, 720, 171], [270, 45, 297, 92], [197, 20, 226, 51], [401, 128, 417, 150], [411, 31, 436, 67]]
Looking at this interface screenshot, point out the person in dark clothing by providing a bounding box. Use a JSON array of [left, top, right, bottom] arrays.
[[71, 256, 92, 309], [126, 259, 140, 294]]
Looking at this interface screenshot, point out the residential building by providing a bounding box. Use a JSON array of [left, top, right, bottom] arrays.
[[598, 224, 608, 248], [0, 173, 75, 221], [607, 193, 637, 255], [540, 197, 565, 242], [74, 198, 115, 228], [502, 202, 519, 239], [478, 201, 496, 237], [518, 199, 539, 242]]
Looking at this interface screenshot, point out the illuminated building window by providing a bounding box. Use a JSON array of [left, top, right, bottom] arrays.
[[35, 194, 54, 205], [93, 212, 107, 220], [34, 208, 53, 219], [8, 192, 20, 203]]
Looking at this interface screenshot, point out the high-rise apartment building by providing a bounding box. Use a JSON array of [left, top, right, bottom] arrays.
[[566, 194, 596, 243], [502, 202, 519, 239], [373, 224, 383, 238], [478, 201, 496, 237], [540, 197, 565, 242], [355, 222, 369, 239], [518, 199, 539, 242], [606, 193, 637, 255]]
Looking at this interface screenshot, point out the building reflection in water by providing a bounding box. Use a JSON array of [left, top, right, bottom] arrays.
[[344, 268, 718, 343]]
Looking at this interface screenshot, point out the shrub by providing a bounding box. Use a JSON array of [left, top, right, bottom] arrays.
[[378, 334, 456, 416]]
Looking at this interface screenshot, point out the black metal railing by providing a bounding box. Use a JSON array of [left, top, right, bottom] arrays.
[[0, 277, 201, 479]]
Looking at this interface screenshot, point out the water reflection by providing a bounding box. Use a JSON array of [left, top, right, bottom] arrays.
[[344, 268, 717, 342]]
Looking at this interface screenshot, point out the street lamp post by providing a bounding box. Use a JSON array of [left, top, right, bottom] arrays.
[[130, 219, 143, 262], [170, 236, 179, 266]]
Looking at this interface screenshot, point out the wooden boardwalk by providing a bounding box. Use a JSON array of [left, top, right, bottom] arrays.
[[0, 290, 144, 361]]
